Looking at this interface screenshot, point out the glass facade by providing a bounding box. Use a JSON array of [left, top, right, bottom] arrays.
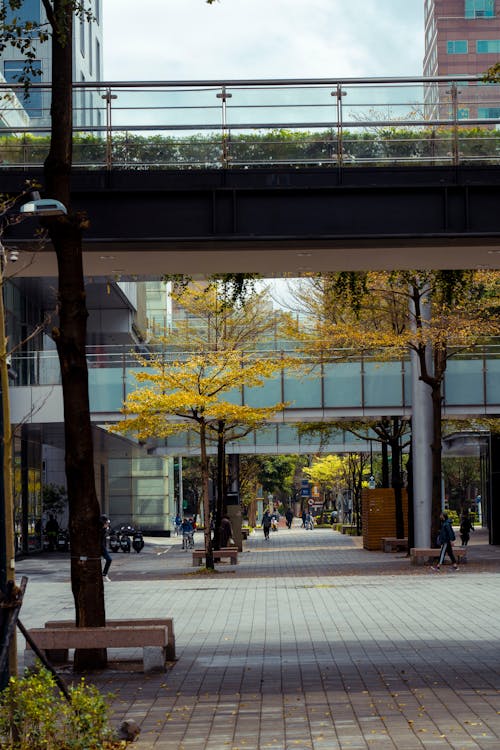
[[3, 0, 41, 25], [3, 59, 42, 117]]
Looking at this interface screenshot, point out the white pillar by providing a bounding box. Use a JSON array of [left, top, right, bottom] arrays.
[[410, 288, 433, 548]]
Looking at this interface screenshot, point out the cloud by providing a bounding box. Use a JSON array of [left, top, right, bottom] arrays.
[[103, 0, 424, 81]]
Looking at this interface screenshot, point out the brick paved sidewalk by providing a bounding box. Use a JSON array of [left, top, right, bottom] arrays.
[[15, 526, 500, 749]]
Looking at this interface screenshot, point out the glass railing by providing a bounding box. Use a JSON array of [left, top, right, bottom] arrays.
[[9, 342, 500, 413], [2, 76, 500, 169]]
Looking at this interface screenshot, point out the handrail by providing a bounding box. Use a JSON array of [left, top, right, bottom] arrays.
[[9, 341, 500, 388], [2, 75, 500, 169]]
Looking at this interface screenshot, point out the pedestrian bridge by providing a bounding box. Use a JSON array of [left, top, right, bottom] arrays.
[[3, 75, 500, 277], [10, 344, 500, 455]]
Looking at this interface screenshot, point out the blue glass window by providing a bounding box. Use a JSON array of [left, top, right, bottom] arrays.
[[447, 40, 468, 54], [3, 60, 42, 117], [478, 106, 500, 118], [465, 0, 495, 17], [477, 39, 500, 52], [3, 0, 41, 25]]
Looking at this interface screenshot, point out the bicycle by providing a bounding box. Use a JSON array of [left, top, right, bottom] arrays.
[[182, 531, 194, 550]]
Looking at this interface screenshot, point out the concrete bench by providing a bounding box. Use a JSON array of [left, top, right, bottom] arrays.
[[241, 527, 251, 540], [25, 622, 173, 672], [192, 547, 238, 566], [410, 546, 468, 565], [341, 525, 357, 535], [42, 618, 175, 661], [381, 537, 408, 553]]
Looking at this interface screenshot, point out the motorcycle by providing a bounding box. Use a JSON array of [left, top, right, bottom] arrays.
[[56, 529, 69, 552], [119, 532, 131, 553], [132, 530, 144, 553], [109, 530, 120, 552]]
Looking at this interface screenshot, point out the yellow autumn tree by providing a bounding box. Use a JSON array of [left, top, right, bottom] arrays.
[[154, 281, 292, 547], [111, 347, 286, 568], [288, 270, 500, 545], [304, 453, 370, 529]]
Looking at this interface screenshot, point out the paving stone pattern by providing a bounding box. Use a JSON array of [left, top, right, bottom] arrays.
[[15, 525, 500, 749]]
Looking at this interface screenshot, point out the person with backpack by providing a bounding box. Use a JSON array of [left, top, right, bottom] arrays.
[[432, 512, 459, 572]]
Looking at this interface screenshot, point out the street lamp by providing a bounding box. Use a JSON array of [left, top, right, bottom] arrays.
[[0, 195, 67, 689]]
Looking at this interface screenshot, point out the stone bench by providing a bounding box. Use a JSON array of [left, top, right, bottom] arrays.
[[381, 537, 408, 553], [25, 621, 174, 673], [192, 547, 238, 566], [43, 618, 175, 660], [341, 525, 357, 535], [241, 527, 251, 540], [410, 546, 468, 565]]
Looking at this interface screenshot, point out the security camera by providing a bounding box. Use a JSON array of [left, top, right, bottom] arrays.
[[19, 198, 67, 217], [8, 249, 19, 262]]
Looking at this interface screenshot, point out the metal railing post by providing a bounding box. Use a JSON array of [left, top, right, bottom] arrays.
[[331, 83, 346, 172], [101, 87, 117, 170], [448, 82, 460, 167], [216, 86, 232, 168]]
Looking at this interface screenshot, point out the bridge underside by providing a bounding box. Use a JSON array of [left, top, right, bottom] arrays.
[[5, 165, 500, 278]]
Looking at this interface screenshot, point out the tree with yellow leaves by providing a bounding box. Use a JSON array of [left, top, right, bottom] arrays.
[[112, 279, 289, 567], [304, 453, 370, 530], [288, 270, 500, 546], [111, 351, 285, 567]]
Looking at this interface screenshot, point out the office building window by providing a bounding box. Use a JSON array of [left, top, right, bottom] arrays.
[[88, 20, 93, 75], [4, 59, 42, 117], [96, 39, 101, 80], [465, 0, 495, 17], [3, 0, 40, 26], [447, 40, 468, 53], [478, 106, 500, 117], [477, 39, 500, 52], [80, 15, 85, 56]]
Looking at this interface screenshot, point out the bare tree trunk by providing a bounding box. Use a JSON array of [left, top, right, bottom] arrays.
[[43, 0, 106, 670]]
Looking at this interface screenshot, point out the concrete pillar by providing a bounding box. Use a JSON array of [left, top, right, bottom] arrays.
[[489, 434, 500, 545], [410, 290, 433, 548]]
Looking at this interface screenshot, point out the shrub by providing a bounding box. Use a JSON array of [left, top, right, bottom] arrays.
[[0, 667, 123, 750]]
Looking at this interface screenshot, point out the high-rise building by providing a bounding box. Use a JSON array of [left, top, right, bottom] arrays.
[[424, 0, 500, 119], [1, 0, 103, 127]]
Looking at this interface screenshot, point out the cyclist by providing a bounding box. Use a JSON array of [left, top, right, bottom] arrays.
[[181, 517, 194, 550]]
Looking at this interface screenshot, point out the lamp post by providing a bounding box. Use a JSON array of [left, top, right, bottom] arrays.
[[0, 196, 67, 689]]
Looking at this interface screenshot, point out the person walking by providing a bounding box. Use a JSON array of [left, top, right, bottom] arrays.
[[262, 509, 272, 540], [285, 507, 294, 529], [220, 515, 234, 547], [459, 512, 474, 546], [432, 512, 458, 571], [101, 515, 112, 582], [45, 513, 59, 551]]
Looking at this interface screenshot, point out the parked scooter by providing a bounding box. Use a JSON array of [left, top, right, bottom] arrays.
[[119, 532, 131, 553], [56, 529, 70, 552], [132, 530, 144, 553], [109, 529, 120, 552]]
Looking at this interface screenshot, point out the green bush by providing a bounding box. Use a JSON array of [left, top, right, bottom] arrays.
[[0, 667, 122, 750]]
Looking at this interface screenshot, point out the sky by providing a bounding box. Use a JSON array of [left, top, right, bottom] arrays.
[[103, 0, 425, 82]]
